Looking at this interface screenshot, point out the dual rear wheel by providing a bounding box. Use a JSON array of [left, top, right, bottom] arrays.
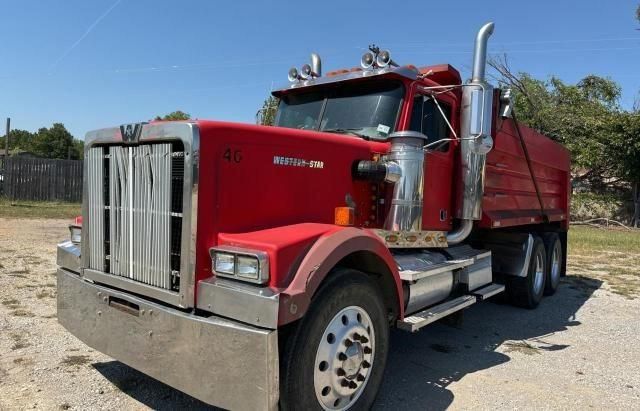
[[507, 232, 564, 308]]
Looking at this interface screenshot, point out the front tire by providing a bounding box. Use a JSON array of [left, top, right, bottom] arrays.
[[280, 269, 389, 410]]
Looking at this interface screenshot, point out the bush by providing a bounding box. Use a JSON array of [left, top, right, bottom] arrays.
[[571, 192, 634, 223]]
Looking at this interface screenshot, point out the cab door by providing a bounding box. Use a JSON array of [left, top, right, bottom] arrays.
[[406, 92, 457, 231]]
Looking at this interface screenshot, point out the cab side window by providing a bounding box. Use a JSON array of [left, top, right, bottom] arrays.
[[409, 96, 452, 152]]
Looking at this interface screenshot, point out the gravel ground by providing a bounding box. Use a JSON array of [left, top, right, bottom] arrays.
[[1, 218, 639, 410]]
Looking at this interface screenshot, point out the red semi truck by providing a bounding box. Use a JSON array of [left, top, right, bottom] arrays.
[[56, 22, 570, 410]]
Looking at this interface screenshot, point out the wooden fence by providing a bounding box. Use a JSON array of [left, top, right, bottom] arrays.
[[2, 157, 83, 202]]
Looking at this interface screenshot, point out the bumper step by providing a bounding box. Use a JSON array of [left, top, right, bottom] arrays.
[[472, 283, 505, 300]]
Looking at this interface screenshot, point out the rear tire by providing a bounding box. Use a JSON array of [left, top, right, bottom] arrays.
[[507, 235, 546, 309], [280, 269, 389, 411], [543, 233, 563, 296]]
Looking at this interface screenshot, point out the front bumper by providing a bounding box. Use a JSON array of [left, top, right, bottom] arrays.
[[57, 269, 279, 410]]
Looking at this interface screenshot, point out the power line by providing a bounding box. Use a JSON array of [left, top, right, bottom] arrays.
[[395, 46, 640, 56], [384, 36, 640, 49]]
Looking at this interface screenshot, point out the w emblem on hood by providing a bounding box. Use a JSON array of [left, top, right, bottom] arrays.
[[120, 123, 144, 143]]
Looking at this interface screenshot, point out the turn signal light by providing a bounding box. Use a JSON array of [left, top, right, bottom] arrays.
[[335, 207, 355, 226]]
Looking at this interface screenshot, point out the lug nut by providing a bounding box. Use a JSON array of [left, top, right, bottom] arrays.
[[353, 333, 361, 340], [362, 361, 371, 369], [364, 346, 372, 354], [341, 379, 350, 387], [344, 339, 353, 347], [338, 352, 347, 361], [360, 336, 369, 344], [349, 381, 357, 389], [337, 368, 346, 377], [357, 374, 365, 382]]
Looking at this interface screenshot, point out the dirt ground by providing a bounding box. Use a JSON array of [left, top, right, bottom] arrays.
[[1, 218, 639, 410]]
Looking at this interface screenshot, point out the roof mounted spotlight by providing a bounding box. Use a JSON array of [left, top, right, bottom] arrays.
[[361, 44, 397, 70], [360, 52, 375, 69], [288, 53, 322, 82], [300, 63, 312, 80], [375, 49, 397, 68], [288, 67, 301, 82]]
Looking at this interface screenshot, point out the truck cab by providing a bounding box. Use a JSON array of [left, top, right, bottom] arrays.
[[56, 22, 570, 410]]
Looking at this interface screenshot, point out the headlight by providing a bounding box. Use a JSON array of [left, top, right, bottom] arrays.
[[236, 255, 259, 280], [209, 246, 269, 285], [213, 252, 235, 275], [69, 225, 82, 244]]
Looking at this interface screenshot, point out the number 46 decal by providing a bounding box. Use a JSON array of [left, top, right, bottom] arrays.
[[223, 148, 242, 163]]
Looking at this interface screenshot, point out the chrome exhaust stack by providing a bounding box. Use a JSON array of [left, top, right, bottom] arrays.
[[449, 22, 495, 244]]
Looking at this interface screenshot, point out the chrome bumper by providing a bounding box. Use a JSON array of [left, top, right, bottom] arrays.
[[57, 269, 279, 410]]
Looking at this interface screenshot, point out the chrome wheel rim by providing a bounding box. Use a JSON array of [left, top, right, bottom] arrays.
[[550, 242, 561, 286], [533, 252, 544, 295], [314, 306, 375, 410]]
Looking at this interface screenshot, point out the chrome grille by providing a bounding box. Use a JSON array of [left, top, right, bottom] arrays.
[[86, 143, 183, 291]]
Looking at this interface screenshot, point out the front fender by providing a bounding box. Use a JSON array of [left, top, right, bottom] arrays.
[[278, 227, 403, 325]]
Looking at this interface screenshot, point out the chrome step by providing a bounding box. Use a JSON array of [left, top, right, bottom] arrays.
[[397, 295, 477, 332], [472, 283, 505, 300]]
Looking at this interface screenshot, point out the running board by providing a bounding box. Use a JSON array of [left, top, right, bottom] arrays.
[[397, 295, 476, 332], [397, 283, 506, 332]]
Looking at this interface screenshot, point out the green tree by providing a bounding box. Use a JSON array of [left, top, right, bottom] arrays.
[[256, 96, 279, 126], [0, 129, 35, 153], [155, 111, 191, 121], [489, 55, 640, 225], [32, 123, 82, 160]]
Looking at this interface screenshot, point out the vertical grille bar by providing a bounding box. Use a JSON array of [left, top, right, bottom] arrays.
[[109, 146, 120, 275], [87, 148, 104, 271]]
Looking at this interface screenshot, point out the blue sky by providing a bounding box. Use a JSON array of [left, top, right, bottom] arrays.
[[1, 0, 639, 139]]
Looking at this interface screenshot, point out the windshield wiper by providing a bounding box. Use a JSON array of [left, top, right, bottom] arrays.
[[322, 128, 369, 139]]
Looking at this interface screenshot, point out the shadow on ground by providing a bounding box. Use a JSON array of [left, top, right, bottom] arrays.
[[93, 275, 601, 410], [374, 275, 602, 409]]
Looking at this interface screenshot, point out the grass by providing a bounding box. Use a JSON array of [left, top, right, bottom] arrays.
[[13, 357, 34, 366], [10, 309, 35, 317], [9, 332, 30, 350], [0, 197, 80, 219], [503, 340, 541, 356], [60, 355, 91, 367], [1, 298, 21, 309], [568, 226, 640, 299], [36, 289, 56, 299]]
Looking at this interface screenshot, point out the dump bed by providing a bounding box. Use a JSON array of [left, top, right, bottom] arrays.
[[480, 118, 570, 229]]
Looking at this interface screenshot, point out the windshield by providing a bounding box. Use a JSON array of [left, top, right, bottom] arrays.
[[274, 81, 404, 139]]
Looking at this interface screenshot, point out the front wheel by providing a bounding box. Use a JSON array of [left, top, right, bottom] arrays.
[[280, 269, 389, 410]]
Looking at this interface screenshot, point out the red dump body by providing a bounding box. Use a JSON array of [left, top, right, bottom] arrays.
[[482, 118, 571, 230]]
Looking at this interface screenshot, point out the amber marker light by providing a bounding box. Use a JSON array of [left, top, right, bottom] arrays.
[[385, 234, 399, 243], [335, 207, 355, 226]]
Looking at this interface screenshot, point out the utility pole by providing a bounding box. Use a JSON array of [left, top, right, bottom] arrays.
[[4, 118, 9, 156]]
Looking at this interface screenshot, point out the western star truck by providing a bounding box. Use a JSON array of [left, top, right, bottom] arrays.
[[56, 22, 570, 410]]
